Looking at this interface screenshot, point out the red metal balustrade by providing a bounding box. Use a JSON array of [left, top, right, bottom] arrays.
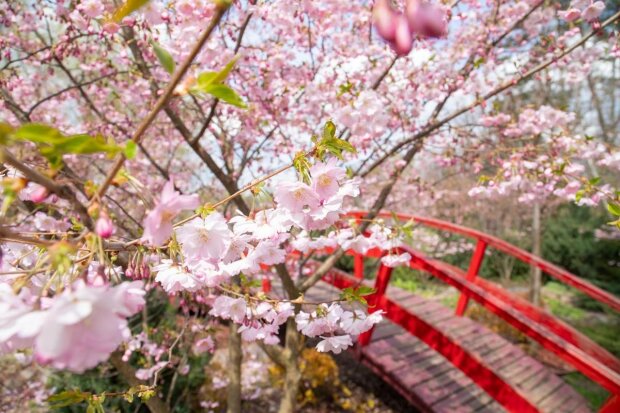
[[321, 211, 620, 412]]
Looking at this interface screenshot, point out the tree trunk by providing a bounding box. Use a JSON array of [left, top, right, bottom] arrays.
[[278, 318, 302, 413], [227, 323, 243, 413], [530, 202, 542, 306]]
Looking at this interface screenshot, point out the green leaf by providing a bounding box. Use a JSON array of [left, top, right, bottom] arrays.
[[197, 72, 218, 88], [588, 177, 601, 186], [48, 390, 91, 409], [607, 202, 620, 217], [314, 120, 356, 160], [204, 84, 247, 108], [323, 120, 336, 140], [14, 123, 61, 143], [112, 0, 150, 22], [356, 286, 376, 296], [293, 151, 311, 183], [124, 141, 138, 159], [151, 41, 175, 75], [211, 54, 240, 84], [12, 123, 121, 168]]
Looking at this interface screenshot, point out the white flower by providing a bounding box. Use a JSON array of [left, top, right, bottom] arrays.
[[154, 260, 201, 293], [316, 335, 353, 354], [381, 252, 412, 268], [209, 296, 247, 324], [176, 213, 232, 261]]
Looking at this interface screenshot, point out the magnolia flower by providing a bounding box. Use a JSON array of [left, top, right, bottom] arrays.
[[394, 15, 414, 56], [406, 0, 448, 39], [381, 252, 412, 268], [209, 296, 247, 324], [373, 0, 398, 42], [176, 213, 232, 261], [154, 260, 202, 293], [316, 335, 353, 354], [142, 180, 200, 247]]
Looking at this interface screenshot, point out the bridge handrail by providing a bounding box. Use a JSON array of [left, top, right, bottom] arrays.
[[346, 211, 620, 313]]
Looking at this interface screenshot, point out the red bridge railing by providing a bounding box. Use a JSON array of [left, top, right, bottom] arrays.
[[338, 211, 620, 413]]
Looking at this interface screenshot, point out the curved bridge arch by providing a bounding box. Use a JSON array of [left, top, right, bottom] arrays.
[[282, 211, 620, 412]]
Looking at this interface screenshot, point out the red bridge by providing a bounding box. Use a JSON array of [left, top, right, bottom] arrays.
[[270, 211, 620, 412]]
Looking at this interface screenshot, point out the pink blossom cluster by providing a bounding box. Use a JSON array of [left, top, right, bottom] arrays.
[[0, 280, 145, 372], [295, 303, 383, 354], [559, 0, 605, 23], [210, 297, 294, 344]]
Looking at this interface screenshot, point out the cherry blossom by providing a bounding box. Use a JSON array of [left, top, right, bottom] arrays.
[[142, 181, 200, 246]]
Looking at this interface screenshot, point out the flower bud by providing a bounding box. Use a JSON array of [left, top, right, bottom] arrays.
[[406, 0, 447, 39], [30, 184, 50, 203], [393, 15, 413, 56], [96, 213, 114, 239], [373, 0, 398, 42]]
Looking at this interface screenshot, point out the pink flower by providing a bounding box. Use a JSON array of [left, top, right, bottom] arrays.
[[142, 180, 200, 246], [316, 335, 353, 354], [582, 2, 604, 22], [310, 160, 346, 200], [209, 296, 247, 324], [274, 181, 320, 213], [193, 336, 215, 355], [176, 213, 232, 261], [96, 214, 114, 239], [103, 22, 120, 35], [28, 184, 50, 203], [559, 8, 581, 22], [31, 281, 144, 372], [78, 0, 105, 19]]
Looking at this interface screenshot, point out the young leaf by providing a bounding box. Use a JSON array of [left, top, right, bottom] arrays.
[[112, 0, 150, 22], [607, 202, 620, 217], [48, 390, 91, 409], [204, 84, 247, 108], [211, 54, 240, 84], [293, 151, 311, 183], [151, 41, 175, 75], [124, 141, 138, 159]]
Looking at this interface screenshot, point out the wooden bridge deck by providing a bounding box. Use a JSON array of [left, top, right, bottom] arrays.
[[300, 281, 591, 413]]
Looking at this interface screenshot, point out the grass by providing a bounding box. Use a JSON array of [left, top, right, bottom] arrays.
[[563, 372, 610, 410]]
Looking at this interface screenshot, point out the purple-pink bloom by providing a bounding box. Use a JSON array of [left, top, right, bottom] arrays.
[[141, 180, 200, 246]]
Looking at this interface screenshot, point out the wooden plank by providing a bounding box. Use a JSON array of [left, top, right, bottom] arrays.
[[432, 383, 486, 413], [413, 369, 473, 406]]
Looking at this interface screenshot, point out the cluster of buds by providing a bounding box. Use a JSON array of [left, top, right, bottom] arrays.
[[373, 0, 448, 56], [126, 253, 151, 280]]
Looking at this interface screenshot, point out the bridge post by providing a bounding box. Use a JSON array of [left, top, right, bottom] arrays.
[[601, 395, 620, 413], [358, 264, 393, 346], [354, 253, 364, 280], [455, 240, 487, 316]]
